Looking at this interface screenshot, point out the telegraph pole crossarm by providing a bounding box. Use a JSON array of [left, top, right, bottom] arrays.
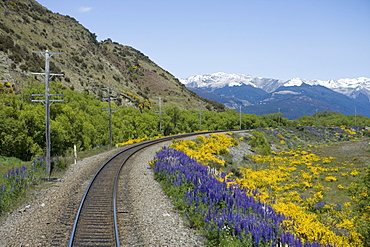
[[32, 94, 64, 103]]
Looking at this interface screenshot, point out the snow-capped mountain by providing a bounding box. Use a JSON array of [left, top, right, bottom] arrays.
[[180, 72, 283, 93], [281, 77, 370, 99], [180, 72, 370, 119], [180, 73, 370, 99]]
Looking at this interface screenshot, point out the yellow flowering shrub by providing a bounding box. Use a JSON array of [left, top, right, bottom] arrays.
[[121, 91, 151, 109], [350, 170, 359, 177], [276, 133, 284, 139], [237, 148, 364, 246], [169, 133, 238, 166], [340, 125, 357, 135], [116, 136, 150, 146], [337, 184, 346, 189], [274, 202, 362, 246], [325, 176, 338, 182], [0, 82, 14, 94]]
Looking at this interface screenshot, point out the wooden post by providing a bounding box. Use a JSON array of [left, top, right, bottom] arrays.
[[74, 145, 77, 164]]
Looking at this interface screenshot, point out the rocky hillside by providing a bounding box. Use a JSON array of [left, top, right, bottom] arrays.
[[0, 0, 224, 112]]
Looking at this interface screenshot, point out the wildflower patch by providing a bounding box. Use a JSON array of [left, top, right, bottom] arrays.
[[152, 147, 323, 246], [153, 131, 368, 246]]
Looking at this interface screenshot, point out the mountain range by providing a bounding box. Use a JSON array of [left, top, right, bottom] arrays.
[[180, 72, 370, 119]]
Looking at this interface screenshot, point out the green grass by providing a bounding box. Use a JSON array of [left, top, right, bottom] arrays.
[[0, 145, 117, 217], [311, 139, 370, 204], [0, 155, 29, 176], [76, 146, 112, 160]]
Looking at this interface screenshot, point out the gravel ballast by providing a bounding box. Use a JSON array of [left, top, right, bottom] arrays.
[[0, 140, 205, 246]]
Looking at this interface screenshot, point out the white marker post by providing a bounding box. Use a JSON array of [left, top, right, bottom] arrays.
[[74, 145, 77, 165]]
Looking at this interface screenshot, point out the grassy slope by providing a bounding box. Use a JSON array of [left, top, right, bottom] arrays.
[[312, 139, 370, 204]]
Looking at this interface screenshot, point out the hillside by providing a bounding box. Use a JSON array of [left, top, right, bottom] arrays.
[[0, 0, 224, 112]]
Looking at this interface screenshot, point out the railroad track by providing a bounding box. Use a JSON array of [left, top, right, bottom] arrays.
[[68, 132, 217, 246]]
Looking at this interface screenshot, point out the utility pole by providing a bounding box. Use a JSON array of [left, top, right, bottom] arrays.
[[102, 87, 117, 148], [156, 97, 164, 135], [31, 50, 63, 177], [239, 105, 242, 130], [199, 102, 203, 131]]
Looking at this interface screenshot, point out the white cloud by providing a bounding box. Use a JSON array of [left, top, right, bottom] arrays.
[[78, 6, 92, 13]]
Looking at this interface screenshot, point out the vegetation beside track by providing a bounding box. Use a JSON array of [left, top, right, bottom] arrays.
[[152, 128, 370, 246]]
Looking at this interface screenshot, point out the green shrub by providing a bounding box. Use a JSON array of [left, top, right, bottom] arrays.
[[249, 131, 271, 155], [52, 159, 67, 172]]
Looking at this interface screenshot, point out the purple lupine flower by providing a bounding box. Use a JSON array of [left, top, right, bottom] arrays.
[[0, 184, 6, 192], [153, 147, 330, 247]]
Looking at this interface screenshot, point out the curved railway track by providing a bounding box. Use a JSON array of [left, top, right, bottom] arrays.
[[68, 132, 216, 246]]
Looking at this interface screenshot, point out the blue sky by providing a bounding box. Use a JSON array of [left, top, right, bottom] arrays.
[[37, 0, 370, 81]]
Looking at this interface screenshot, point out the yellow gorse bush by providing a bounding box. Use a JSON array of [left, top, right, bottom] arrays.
[[341, 125, 357, 135], [169, 133, 238, 166], [116, 132, 188, 147], [325, 176, 338, 182], [274, 202, 362, 246], [116, 136, 150, 146], [237, 148, 363, 246], [0, 81, 14, 94]]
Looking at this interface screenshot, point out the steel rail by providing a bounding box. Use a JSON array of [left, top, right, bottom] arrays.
[[68, 131, 220, 246], [111, 138, 167, 246]]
